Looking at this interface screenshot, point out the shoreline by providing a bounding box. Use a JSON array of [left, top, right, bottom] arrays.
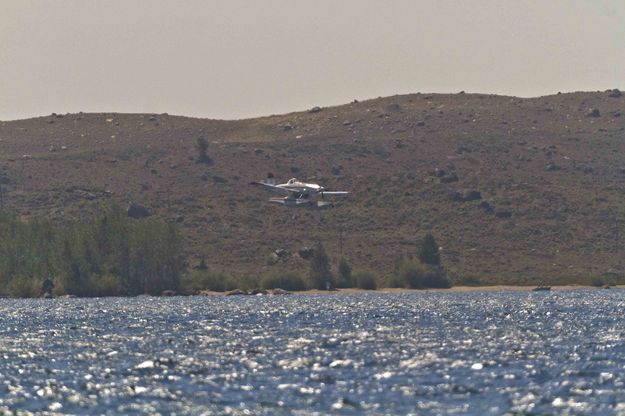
[[299, 285, 608, 294], [200, 284, 610, 297], [1, 285, 613, 300]]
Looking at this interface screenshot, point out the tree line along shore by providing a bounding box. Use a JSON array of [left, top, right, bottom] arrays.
[[0, 207, 451, 298]]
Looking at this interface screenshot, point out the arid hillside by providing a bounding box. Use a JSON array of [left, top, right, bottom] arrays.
[[1, 91, 625, 284]]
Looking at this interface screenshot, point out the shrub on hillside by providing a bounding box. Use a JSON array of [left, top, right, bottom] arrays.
[[5, 276, 39, 298], [89, 273, 121, 297], [261, 272, 308, 292], [196, 137, 212, 164], [418, 233, 441, 266], [590, 276, 605, 287], [453, 275, 481, 286], [395, 258, 451, 289], [309, 243, 334, 290], [337, 259, 352, 288], [353, 271, 378, 290], [181, 269, 236, 293]]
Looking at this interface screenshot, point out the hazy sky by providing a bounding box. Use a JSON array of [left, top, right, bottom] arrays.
[[2, 0, 625, 121]]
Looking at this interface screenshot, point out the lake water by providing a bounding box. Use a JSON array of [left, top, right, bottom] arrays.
[[1, 290, 625, 415]]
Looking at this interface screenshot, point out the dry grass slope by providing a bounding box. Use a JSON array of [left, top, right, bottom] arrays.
[[1, 90, 625, 285]]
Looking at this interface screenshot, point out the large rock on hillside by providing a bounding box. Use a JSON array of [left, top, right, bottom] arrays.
[[452, 190, 482, 202]]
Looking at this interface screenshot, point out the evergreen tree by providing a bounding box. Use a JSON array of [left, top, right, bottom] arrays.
[[309, 243, 334, 290], [196, 137, 211, 164], [337, 258, 352, 288], [418, 233, 441, 266]]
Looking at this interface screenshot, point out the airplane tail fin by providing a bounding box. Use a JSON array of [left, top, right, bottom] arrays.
[[265, 172, 276, 185]]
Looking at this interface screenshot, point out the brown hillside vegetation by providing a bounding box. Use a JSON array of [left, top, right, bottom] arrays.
[[1, 91, 625, 285]]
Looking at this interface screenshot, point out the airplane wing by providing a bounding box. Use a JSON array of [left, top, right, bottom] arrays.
[[250, 181, 299, 195], [321, 191, 349, 196]]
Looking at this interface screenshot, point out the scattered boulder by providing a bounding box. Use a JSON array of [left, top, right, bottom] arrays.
[[274, 248, 290, 259], [308, 106, 322, 113], [608, 88, 622, 98], [278, 123, 294, 131], [298, 247, 315, 260], [478, 200, 495, 213], [161, 290, 176, 297], [432, 168, 446, 177], [495, 210, 512, 219], [250, 288, 268, 295], [545, 163, 561, 171], [452, 189, 482, 202], [440, 173, 458, 183], [587, 108, 601, 117], [267, 252, 280, 265], [127, 203, 152, 219], [416, 121, 426, 127], [331, 166, 342, 176]]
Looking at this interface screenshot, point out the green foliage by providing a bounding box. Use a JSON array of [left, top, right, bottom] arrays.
[[394, 257, 451, 289], [337, 259, 352, 288], [353, 271, 378, 290], [181, 269, 237, 293], [418, 233, 441, 266], [453, 275, 482, 286], [0, 208, 184, 297], [5, 276, 39, 298], [309, 243, 334, 290], [88, 274, 121, 297], [261, 272, 308, 291], [590, 276, 605, 287]]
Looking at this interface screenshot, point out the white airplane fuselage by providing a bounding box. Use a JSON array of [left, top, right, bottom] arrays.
[[251, 177, 348, 208]]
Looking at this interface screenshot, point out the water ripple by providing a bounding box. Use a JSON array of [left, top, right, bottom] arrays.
[[1, 290, 625, 414]]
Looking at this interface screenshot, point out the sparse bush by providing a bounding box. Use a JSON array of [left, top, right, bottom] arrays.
[[453, 275, 481, 286], [395, 258, 451, 289], [309, 243, 334, 290], [422, 266, 452, 288], [337, 259, 352, 288], [261, 272, 308, 291], [590, 276, 605, 287], [353, 271, 378, 290], [181, 269, 236, 293], [6, 276, 39, 298], [237, 275, 260, 292], [196, 137, 211, 164], [89, 274, 121, 297]]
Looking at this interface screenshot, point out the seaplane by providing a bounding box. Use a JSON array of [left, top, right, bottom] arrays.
[[250, 176, 349, 208]]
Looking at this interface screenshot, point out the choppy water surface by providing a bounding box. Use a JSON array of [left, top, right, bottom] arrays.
[[2, 290, 625, 415]]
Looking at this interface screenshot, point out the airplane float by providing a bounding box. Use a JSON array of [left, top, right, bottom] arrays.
[[250, 177, 349, 208]]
